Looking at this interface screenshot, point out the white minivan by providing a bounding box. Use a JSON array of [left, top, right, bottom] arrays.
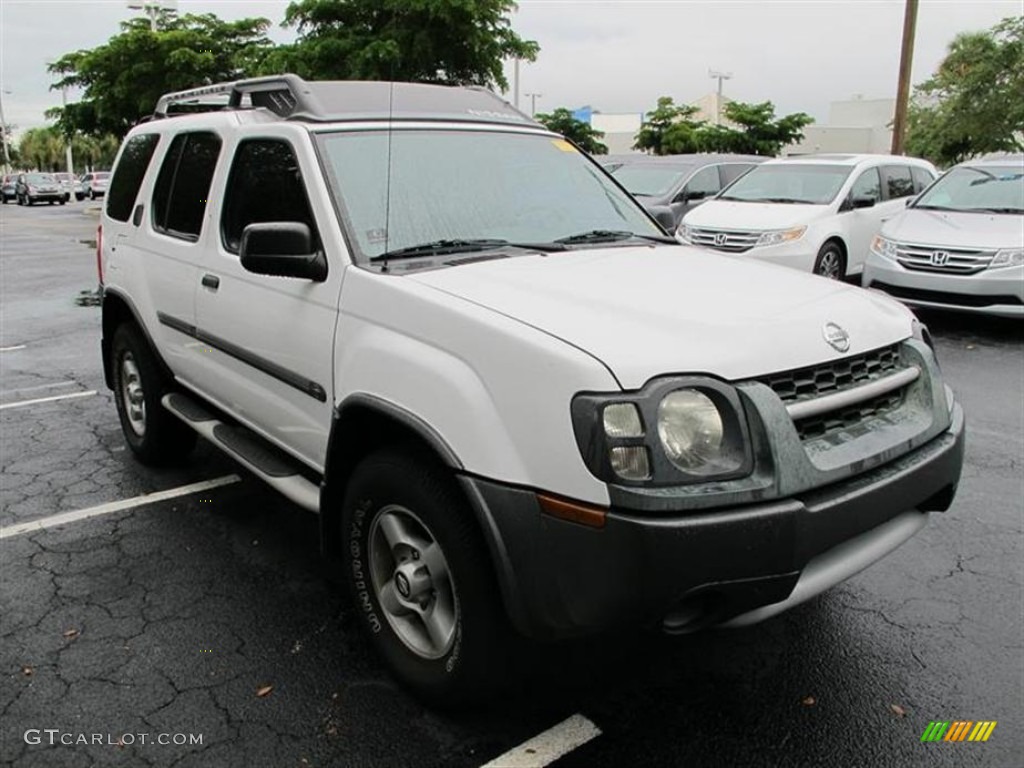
[[678, 154, 938, 279], [863, 154, 1024, 318]]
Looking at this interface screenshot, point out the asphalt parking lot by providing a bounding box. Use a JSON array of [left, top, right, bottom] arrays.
[[1, 200, 1021, 768]]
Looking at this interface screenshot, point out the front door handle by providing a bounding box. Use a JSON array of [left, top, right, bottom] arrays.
[[201, 274, 220, 290]]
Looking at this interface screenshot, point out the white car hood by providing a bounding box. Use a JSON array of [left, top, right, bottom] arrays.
[[883, 208, 1024, 249], [682, 199, 827, 230], [409, 245, 913, 389]]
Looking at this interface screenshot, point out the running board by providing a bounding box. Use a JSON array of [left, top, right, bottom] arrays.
[[161, 393, 320, 513]]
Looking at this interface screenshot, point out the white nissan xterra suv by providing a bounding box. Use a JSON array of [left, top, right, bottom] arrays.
[[99, 75, 965, 703]]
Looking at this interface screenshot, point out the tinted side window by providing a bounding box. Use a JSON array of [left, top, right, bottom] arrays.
[[152, 132, 221, 241], [106, 134, 159, 222], [221, 139, 318, 253], [881, 165, 915, 199], [849, 168, 882, 200], [682, 165, 721, 200], [911, 166, 935, 194], [719, 163, 756, 186]]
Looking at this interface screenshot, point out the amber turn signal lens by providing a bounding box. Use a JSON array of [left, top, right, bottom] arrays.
[[537, 493, 607, 529]]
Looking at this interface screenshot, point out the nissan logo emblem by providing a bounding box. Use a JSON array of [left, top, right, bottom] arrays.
[[823, 322, 851, 353], [930, 251, 950, 266], [714, 233, 729, 246]]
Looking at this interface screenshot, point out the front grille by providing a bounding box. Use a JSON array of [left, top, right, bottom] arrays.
[[894, 243, 994, 275], [795, 390, 904, 441], [761, 344, 902, 404], [688, 227, 761, 253], [873, 282, 1023, 308]]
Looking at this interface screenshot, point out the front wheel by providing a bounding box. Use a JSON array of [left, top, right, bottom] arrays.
[[111, 323, 196, 465], [340, 448, 509, 705], [813, 241, 846, 280]]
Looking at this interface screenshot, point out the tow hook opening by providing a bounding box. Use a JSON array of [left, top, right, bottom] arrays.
[[662, 592, 724, 634]]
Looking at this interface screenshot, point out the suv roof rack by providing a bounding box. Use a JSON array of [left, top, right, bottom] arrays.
[[151, 74, 538, 128]]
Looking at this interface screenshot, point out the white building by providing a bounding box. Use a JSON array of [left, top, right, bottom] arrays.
[[788, 95, 896, 155]]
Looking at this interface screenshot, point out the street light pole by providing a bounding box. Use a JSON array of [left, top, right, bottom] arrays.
[[524, 92, 542, 116], [708, 69, 733, 126], [127, 1, 177, 32], [0, 90, 11, 173], [60, 85, 74, 177]]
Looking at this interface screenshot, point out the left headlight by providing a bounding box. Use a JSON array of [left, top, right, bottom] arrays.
[[989, 248, 1024, 269], [571, 377, 753, 486], [755, 226, 806, 248]]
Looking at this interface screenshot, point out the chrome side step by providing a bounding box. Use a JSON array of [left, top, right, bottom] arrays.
[[162, 393, 320, 513]]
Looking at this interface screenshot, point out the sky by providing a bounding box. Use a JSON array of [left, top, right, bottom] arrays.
[[0, 0, 1019, 137]]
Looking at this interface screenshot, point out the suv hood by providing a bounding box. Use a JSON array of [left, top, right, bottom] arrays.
[[409, 245, 913, 389], [884, 208, 1024, 249], [683, 199, 828, 230]]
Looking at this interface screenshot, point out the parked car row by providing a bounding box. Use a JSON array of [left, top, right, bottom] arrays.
[[1, 170, 111, 205], [605, 151, 1023, 318]]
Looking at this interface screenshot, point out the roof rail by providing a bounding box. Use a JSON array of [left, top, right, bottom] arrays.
[[153, 74, 314, 119]]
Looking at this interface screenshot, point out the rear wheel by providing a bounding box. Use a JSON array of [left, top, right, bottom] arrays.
[[813, 241, 846, 280], [340, 447, 509, 706], [111, 323, 196, 465]]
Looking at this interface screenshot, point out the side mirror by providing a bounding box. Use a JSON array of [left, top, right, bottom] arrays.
[[240, 222, 326, 281], [647, 205, 677, 232], [851, 195, 876, 209]]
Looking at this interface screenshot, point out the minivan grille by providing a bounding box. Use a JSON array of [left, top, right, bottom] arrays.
[[894, 243, 995, 275], [688, 227, 761, 253]]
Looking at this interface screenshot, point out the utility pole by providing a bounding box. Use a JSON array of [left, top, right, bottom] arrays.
[[0, 90, 11, 173], [524, 92, 542, 116], [891, 0, 919, 155], [60, 85, 74, 177], [708, 69, 733, 126], [513, 58, 520, 109]]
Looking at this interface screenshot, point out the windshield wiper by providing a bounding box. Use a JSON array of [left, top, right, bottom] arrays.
[[972, 206, 1024, 214], [554, 229, 677, 245], [371, 238, 564, 262]]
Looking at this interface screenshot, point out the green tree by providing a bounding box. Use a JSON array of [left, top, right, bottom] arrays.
[[535, 108, 608, 154], [263, 0, 538, 90], [48, 13, 273, 137], [633, 97, 705, 155], [697, 101, 813, 156], [906, 16, 1024, 166], [18, 127, 64, 171]]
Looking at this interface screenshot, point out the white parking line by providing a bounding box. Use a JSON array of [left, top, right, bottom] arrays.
[[0, 344, 27, 352], [0, 390, 97, 410], [480, 714, 602, 768], [0, 475, 242, 539], [0, 380, 77, 397]]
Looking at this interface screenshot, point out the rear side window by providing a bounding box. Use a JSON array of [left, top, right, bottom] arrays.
[[881, 165, 915, 199], [152, 132, 221, 241], [221, 139, 318, 253], [911, 166, 935, 194], [106, 134, 159, 222]]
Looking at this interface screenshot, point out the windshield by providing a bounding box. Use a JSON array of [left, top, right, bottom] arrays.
[[316, 129, 661, 263], [610, 164, 693, 197], [26, 173, 55, 183], [718, 163, 852, 204], [53, 173, 72, 182], [914, 165, 1024, 214], [95, 172, 111, 180]]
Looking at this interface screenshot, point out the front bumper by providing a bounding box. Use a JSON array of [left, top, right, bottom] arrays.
[[463, 402, 964, 640], [863, 254, 1024, 318], [26, 191, 65, 201]]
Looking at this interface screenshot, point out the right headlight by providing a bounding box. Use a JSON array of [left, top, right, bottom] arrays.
[[676, 223, 693, 244], [571, 378, 753, 486], [870, 235, 898, 260]]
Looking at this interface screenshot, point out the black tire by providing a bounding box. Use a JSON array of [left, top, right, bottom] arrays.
[[341, 447, 509, 706], [48, 200, 55, 205], [111, 323, 196, 465], [813, 240, 846, 280], [90, 191, 96, 200], [59, 199, 66, 206]]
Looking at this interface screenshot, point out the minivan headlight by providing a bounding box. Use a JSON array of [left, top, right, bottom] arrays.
[[755, 226, 806, 247], [989, 248, 1024, 269], [870, 235, 898, 260], [676, 223, 693, 244], [571, 378, 753, 486]]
